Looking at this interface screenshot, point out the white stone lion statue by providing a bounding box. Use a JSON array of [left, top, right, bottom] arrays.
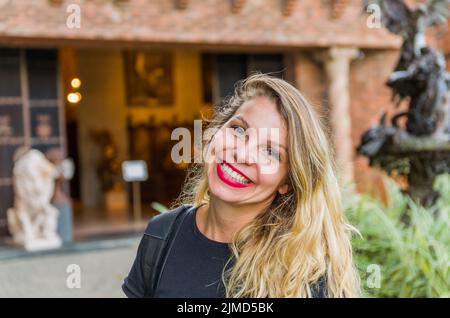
[[7, 148, 62, 251]]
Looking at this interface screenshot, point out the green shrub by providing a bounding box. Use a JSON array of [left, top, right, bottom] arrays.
[[346, 174, 450, 298]]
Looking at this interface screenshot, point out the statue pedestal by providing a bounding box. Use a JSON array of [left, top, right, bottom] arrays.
[[54, 202, 73, 243], [23, 237, 62, 252]]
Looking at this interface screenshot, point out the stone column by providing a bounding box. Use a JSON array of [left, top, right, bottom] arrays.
[[316, 47, 359, 185]]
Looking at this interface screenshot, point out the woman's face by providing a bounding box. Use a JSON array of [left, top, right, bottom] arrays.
[[206, 96, 290, 206]]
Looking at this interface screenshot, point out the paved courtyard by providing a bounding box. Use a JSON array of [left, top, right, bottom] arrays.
[[0, 237, 140, 298]]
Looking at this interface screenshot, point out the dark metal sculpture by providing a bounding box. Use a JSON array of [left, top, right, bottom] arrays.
[[358, 0, 450, 206]]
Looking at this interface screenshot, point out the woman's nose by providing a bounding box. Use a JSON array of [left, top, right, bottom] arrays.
[[233, 135, 258, 165]]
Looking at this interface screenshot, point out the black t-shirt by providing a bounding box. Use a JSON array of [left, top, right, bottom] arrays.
[[123, 207, 231, 298], [122, 206, 328, 298]]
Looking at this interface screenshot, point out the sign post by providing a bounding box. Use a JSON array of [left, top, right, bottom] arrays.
[[122, 160, 148, 223]]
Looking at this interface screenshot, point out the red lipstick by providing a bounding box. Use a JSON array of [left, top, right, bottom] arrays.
[[216, 162, 253, 188]]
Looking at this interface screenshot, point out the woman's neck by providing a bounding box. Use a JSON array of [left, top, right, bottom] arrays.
[[196, 195, 272, 244]]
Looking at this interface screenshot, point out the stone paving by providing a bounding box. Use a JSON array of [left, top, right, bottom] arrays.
[[0, 238, 140, 298]]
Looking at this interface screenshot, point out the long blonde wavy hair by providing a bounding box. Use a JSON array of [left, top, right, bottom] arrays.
[[174, 73, 361, 298]]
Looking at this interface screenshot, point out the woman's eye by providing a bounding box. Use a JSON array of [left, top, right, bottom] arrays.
[[263, 147, 280, 160], [231, 125, 246, 137]]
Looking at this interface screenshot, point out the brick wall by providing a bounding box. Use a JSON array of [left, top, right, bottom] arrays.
[[0, 0, 400, 49], [350, 49, 400, 198], [293, 48, 401, 197]]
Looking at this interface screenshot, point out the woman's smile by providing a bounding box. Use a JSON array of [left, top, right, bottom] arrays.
[[216, 161, 253, 188]]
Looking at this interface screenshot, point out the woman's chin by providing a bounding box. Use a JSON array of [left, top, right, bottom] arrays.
[[209, 180, 252, 203]]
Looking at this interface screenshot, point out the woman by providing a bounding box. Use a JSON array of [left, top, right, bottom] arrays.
[[123, 74, 361, 298]]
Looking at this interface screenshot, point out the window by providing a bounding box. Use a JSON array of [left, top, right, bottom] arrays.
[[201, 53, 285, 103], [0, 48, 63, 236]]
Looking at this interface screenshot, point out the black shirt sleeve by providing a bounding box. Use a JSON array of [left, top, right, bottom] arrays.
[[311, 276, 328, 298], [122, 234, 149, 298]]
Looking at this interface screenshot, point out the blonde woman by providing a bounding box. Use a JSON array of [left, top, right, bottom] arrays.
[[122, 74, 361, 298]]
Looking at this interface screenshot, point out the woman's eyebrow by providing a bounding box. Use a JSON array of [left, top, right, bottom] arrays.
[[234, 115, 249, 128]]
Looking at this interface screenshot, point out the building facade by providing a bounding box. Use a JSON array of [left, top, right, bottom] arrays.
[[0, 0, 448, 238]]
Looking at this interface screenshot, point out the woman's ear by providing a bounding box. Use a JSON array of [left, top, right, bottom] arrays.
[[278, 182, 290, 195]]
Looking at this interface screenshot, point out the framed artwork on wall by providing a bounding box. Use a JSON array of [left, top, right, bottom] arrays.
[[123, 50, 175, 107]]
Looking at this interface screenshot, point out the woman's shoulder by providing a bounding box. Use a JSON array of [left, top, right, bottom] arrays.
[[144, 204, 194, 239]]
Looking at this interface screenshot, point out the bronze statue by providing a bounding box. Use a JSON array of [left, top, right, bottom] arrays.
[[358, 0, 450, 206]]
